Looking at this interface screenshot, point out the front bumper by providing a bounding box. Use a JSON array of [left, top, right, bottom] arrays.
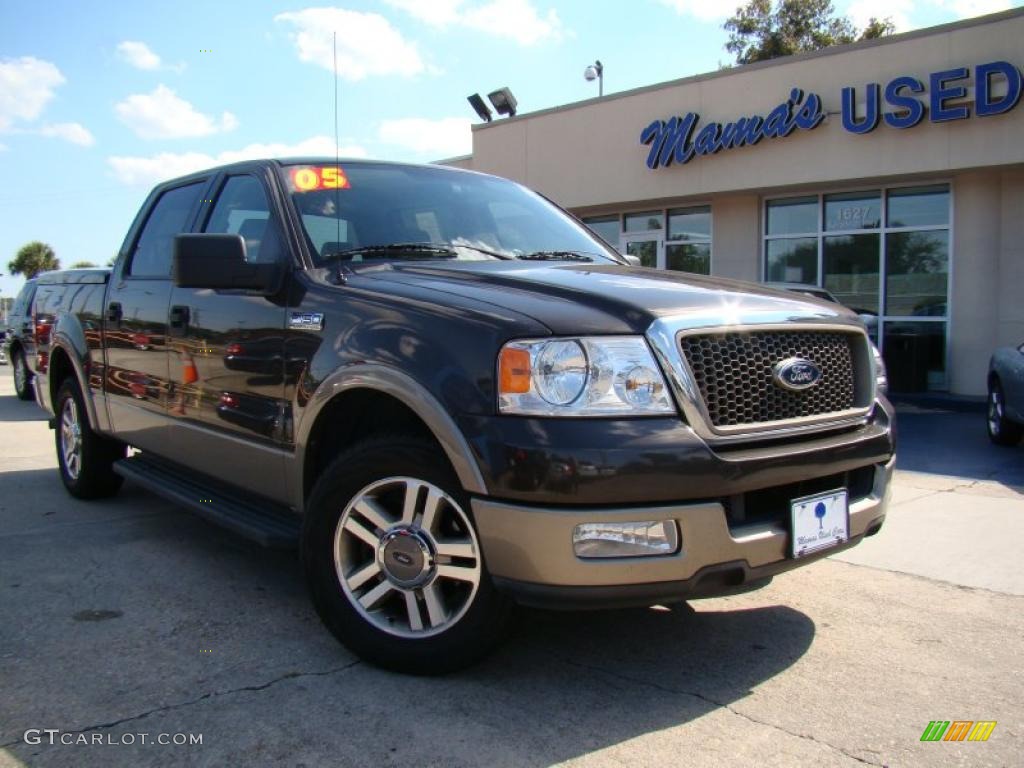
[[474, 454, 893, 609]]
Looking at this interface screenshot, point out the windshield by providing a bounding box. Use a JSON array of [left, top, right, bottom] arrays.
[[280, 162, 621, 264]]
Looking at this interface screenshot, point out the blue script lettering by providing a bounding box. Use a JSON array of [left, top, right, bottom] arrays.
[[640, 89, 823, 169]]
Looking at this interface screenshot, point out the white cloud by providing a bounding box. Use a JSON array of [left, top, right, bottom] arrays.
[[378, 117, 472, 156], [275, 8, 424, 80], [387, 0, 564, 44], [0, 56, 65, 130], [656, 0, 728, 22], [385, 0, 465, 26], [930, 0, 1011, 18], [107, 136, 369, 186], [845, 0, 914, 30], [116, 41, 161, 70], [40, 122, 95, 146], [115, 85, 237, 140]]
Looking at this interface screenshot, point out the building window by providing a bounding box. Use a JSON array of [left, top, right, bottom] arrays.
[[763, 184, 950, 392], [667, 206, 711, 275], [582, 215, 620, 246], [584, 207, 713, 275], [624, 211, 663, 232]]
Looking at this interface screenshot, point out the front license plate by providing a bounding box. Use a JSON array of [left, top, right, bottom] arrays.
[[791, 489, 849, 558]]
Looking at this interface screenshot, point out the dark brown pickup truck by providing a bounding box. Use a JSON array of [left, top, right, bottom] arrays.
[[32, 158, 894, 673]]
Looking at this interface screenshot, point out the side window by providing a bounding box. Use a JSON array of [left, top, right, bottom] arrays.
[[204, 175, 278, 263], [129, 182, 204, 277]]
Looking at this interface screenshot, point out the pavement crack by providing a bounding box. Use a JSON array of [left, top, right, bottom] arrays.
[[560, 658, 883, 766], [1, 660, 361, 748]]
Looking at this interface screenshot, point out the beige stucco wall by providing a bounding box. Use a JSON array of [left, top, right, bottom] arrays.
[[463, 11, 1024, 396], [471, 12, 1024, 206]]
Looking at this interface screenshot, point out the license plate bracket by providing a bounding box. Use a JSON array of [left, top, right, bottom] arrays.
[[790, 489, 849, 559]]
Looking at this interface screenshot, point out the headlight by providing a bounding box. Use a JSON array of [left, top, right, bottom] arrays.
[[871, 342, 888, 395], [497, 336, 675, 416]]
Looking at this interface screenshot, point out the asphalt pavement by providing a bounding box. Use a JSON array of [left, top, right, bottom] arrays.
[[1, 374, 1021, 768]]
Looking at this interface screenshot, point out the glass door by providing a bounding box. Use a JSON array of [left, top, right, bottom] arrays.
[[620, 233, 662, 269]]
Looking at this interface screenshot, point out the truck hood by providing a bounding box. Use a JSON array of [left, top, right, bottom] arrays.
[[354, 261, 855, 335]]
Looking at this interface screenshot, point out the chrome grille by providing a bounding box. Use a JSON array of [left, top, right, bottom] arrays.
[[679, 330, 857, 427]]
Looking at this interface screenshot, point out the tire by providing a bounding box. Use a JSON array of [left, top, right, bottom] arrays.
[[987, 378, 1023, 446], [13, 350, 34, 401], [302, 435, 512, 674], [55, 378, 127, 499]]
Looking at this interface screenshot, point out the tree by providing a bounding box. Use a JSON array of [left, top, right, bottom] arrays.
[[725, 0, 894, 65], [70, 261, 99, 269], [8, 241, 60, 278]]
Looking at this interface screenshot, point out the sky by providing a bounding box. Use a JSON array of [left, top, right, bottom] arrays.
[[0, 0, 1019, 300]]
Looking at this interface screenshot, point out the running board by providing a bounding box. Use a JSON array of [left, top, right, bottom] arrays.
[[113, 454, 300, 548]]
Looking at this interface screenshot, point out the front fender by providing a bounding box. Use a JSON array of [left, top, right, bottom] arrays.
[[291, 363, 488, 505]]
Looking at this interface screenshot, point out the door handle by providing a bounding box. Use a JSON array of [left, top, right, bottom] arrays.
[[169, 305, 190, 335], [106, 302, 122, 324]]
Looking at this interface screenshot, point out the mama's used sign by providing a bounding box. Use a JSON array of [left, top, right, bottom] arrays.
[[641, 60, 1022, 170]]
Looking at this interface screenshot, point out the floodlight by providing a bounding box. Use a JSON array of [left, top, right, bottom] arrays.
[[487, 87, 518, 117], [467, 93, 493, 123]]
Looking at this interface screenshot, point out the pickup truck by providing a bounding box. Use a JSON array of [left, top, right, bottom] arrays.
[[33, 158, 894, 674]]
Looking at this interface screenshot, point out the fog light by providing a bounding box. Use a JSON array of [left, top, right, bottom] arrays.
[[572, 521, 679, 558]]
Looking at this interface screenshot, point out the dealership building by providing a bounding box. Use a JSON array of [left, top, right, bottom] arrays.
[[445, 8, 1024, 397]]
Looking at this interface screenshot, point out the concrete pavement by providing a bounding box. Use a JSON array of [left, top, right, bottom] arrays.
[[1, 376, 1021, 767]]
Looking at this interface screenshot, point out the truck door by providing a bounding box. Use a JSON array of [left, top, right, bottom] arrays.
[[104, 180, 208, 454], [162, 170, 289, 503]]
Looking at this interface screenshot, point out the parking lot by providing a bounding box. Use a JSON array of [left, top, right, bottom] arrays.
[[1, 374, 1021, 768]]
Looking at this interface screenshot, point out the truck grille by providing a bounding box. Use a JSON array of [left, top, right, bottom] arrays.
[[679, 330, 858, 428]]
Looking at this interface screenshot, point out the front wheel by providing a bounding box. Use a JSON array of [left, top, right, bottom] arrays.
[[988, 379, 1023, 446], [302, 436, 512, 674], [55, 378, 127, 498], [13, 350, 34, 400]]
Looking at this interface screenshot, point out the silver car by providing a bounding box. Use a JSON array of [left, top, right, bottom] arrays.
[[988, 343, 1024, 446]]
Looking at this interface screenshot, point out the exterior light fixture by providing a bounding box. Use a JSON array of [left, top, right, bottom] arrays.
[[487, 87, 518, 117], [467, 93, 493, 123], [584, 60, 604, 97]]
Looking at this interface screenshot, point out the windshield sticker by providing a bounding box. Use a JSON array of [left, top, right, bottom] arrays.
[[289, 166, 350, 192]]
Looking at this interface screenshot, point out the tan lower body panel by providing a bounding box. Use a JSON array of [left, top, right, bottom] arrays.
[[472, 457, 893, 587]]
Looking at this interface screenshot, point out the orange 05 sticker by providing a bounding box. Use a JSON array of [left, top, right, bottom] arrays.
[[289, 166, 351, 192]]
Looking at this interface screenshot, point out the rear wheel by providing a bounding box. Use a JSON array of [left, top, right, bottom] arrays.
[[987, 379, 1023, 446], [302, 436, 512, 674], [13, 350, 34, 400], [55, 378, 126, 498]]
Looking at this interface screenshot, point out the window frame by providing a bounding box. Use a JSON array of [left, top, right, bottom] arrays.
[[199, 172, 286, 265], [582, 204, 714, 274], [762, 181, 954, 389], [123, 178, 211, 280]]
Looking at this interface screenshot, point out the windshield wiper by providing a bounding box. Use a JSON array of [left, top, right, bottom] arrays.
[[517, 250, 594, 262], [323, 243, 459, 261]]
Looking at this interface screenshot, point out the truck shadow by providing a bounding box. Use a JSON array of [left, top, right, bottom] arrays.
[[0, 393, 48, 422], [1, 470, 815, 765]]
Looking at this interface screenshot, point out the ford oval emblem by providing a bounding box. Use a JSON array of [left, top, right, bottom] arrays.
[[392, 551, 414, 566], [773, 358, 823, 391]]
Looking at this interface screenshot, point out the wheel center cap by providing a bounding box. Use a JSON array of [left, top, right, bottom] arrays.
[[379, 528, 432, 586]]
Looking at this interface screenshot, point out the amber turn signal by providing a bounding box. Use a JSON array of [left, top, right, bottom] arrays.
[[498, 347, 531, 394]]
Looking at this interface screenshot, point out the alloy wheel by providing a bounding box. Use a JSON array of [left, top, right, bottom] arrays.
[[333, 476, 481, 639], [988, 388, 1004, 437], [60, 396, 83, 480]]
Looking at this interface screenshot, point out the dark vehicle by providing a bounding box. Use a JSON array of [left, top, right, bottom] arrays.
[[988, 343, 1024, 446], [33, 159, 894, 673], [4, 278, 40, 400]]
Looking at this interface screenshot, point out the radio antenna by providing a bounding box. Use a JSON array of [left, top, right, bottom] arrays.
[[333, 31, 341, 246]]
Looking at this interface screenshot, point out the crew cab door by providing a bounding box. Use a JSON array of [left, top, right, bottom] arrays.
[[162, 170, 290, 503], [104, 179, 209, 453]]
